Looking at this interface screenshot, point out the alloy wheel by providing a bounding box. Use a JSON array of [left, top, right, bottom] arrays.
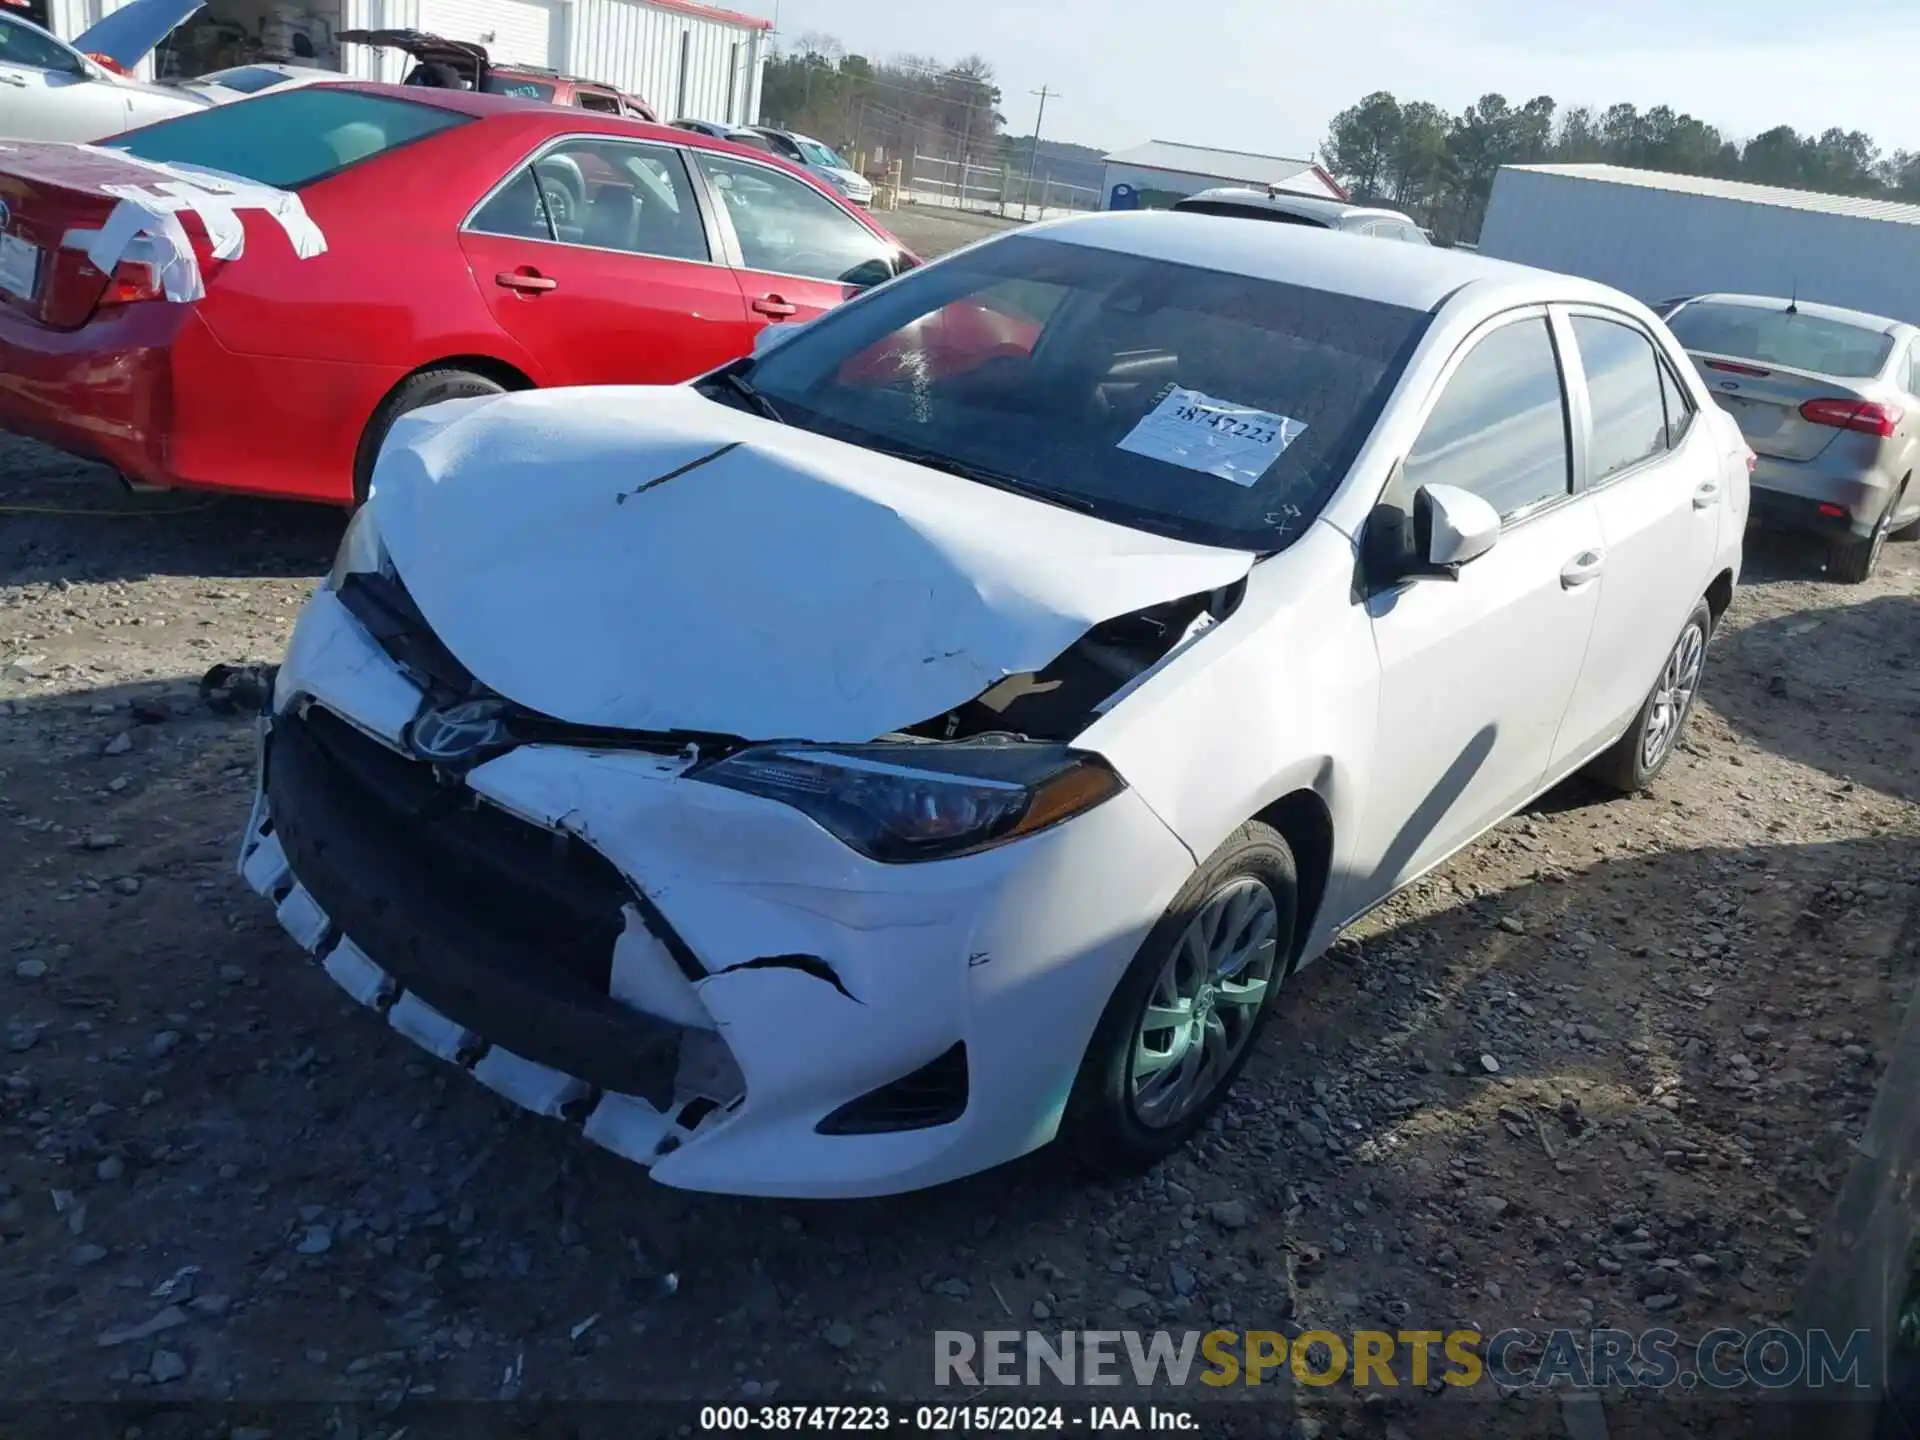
[[1641, 620, 1706, 771], [1129, 877, 1281, 1129]]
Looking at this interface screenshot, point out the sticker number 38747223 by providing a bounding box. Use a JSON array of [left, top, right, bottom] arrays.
[[1117, 386, 1308, 489]]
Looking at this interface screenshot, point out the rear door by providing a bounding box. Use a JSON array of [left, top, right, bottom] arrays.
[[686, 148, 897, 324], [1550, 308, 1721, 771], [0, 19, 128, 142], [457, 134, 754, 386]]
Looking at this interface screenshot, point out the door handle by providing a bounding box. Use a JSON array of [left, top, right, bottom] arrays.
[[495, 269, 557, 294], [752, 295, 798, 319], [1560, 550, 1605, 589], [1693, 480, 1720, 511], [0, 73, 29, 86]]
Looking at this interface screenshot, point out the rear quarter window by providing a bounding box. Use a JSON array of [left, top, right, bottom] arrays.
[[107, 89, 470, 188]]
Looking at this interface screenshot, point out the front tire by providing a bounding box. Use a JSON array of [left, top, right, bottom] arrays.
[[1586, 598, 1712, 794], [353, 367, 509, 506], [1065, 822, 1297, 1174]]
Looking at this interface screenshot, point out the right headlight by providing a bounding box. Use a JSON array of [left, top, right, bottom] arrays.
[[327, 505, 390, 591], [692, 740, 1125, 863]]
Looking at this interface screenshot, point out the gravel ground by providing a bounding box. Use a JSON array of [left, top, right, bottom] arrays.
[[1, 219, 1916, 1431]]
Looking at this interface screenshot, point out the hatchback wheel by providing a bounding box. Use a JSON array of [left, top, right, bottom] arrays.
[[1067, 822, 1296, 1173], [1586, 599, 1712, 794]]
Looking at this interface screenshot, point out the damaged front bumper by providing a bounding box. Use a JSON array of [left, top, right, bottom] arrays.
[[238, 586, 1196, 1198]]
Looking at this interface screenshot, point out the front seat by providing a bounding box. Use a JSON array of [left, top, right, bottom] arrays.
[[584, 188, 641, 252]]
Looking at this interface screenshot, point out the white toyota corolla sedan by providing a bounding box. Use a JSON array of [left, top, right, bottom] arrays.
[[239, 211, 1751, 1198]]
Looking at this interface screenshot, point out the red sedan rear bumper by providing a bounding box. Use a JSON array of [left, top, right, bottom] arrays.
[[0, 300, 193, 487]]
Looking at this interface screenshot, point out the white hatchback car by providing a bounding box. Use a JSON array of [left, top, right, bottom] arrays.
[[239, 212, 1750, 1198]]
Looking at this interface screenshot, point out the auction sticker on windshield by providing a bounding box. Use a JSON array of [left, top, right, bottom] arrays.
[[1117, 386, 1306, 487], [0, 232, 39, 303]]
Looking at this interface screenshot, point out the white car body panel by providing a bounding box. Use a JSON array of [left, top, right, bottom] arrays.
[[372, 386, 1255, 742], [241, 213, 1750, 1198], [0, 14, 202, 141]]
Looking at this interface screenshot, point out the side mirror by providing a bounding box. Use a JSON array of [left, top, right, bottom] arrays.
[[751, 320, 804, 357], [893, 250, 921, 276], [1413, 483, 1500, 572]]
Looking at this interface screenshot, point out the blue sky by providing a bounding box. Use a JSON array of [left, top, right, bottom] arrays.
[[739, 0, 1920, 160]]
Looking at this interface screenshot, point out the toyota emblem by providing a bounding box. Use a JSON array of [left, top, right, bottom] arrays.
[[407, 698, 510, 762]]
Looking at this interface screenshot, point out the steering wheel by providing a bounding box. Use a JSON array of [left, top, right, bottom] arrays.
[[540, 184, 574, 229]]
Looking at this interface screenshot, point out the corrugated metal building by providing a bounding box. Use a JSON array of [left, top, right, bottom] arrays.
[[1101, 140, 1346, 211], [1479, 163, 1920, 324], [50, 0, 768, 124]]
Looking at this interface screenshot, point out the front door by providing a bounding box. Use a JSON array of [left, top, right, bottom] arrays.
[[458, 136, 753, 387], [1551, 309, 1722, 769], [688, 149, 897, 328], [1354, 312, 1604, 901], [0, 25, 127, 142]]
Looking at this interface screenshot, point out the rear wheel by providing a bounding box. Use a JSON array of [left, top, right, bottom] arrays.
[[1831, 484, 1903, 583], [353, 367, 509, 506], [1586, 599, 1712, 794], [1066, 822, 1296, 1174]]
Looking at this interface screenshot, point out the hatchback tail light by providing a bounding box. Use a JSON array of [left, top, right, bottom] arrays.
[[1799, 398, 1902, 437]]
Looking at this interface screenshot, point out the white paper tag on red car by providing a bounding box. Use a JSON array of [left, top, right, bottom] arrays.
[[1118, 386, 1306, 488]]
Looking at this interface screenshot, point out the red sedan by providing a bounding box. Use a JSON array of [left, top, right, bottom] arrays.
[[0, 84, 914, 505]]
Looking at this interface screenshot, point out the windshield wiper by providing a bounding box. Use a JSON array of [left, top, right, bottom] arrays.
[[866, 444, 1102, 517], [708, 370, 784, 425]]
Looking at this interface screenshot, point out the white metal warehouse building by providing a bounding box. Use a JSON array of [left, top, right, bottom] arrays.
[[1101, 140, 1347, 211], [51, 0, 769, 126], [1478, 163, 1920, 324]]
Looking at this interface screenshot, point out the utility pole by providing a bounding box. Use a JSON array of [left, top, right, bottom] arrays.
[[1019, 85, 1056, 220]]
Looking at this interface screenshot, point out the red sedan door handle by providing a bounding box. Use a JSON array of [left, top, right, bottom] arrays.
[[752, 295, 798, 318], [496, 267, 557, 294]]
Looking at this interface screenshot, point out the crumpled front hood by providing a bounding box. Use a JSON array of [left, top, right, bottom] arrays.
[[371, 387, 1255, 743]]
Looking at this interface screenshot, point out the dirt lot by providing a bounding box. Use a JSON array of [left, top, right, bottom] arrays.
[[1, 214, 1917, 1433]]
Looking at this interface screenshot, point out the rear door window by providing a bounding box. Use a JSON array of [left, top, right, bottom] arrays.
[[107, 89, 468, 188], [471, 138, 711, 263], [1570, 315, 1670, 482]]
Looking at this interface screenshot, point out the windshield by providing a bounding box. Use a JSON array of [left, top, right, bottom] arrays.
[[717, 232, 1430, 552], [108, 87, 468, 188], [798, 138, 849, 169], [482, 74, 555, 100], [1667, 300, 1895, 380]]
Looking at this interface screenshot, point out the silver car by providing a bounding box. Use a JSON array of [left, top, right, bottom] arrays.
[[1170, 186, 1429, 244], [1665, 293, 1920, 582], [0, 0, 204, 142]]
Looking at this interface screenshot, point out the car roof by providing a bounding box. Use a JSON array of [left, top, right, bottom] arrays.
[[1677, 292, 1910, 335], [1180, 187, 1410, 225], [313, 83, 896, 228], [1024, 209, 1620, 314]]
